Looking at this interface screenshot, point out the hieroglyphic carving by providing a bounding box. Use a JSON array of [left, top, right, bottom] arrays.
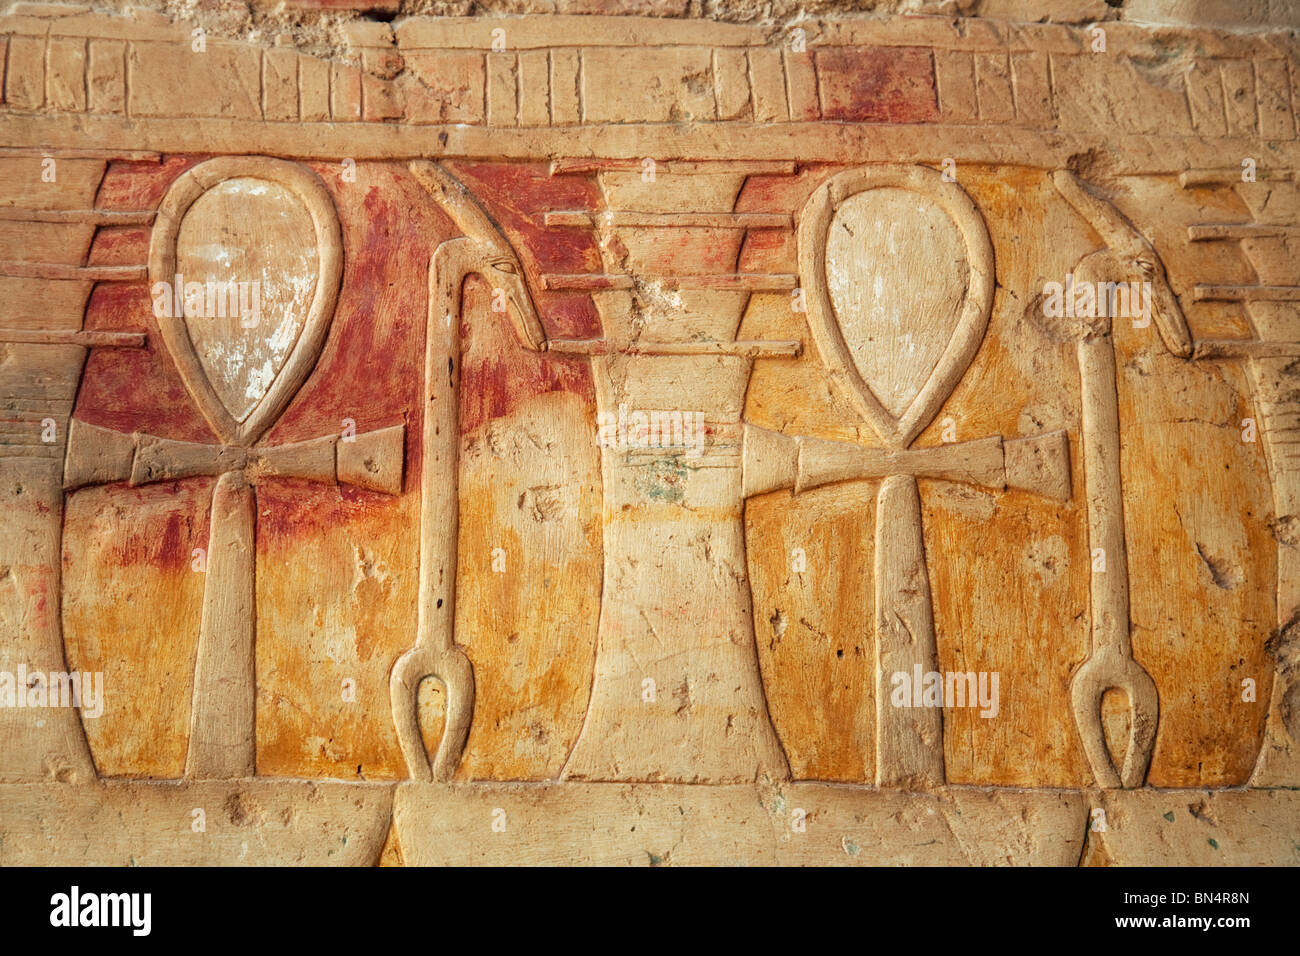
[[63, 156, 405, 780], [148, 157, 343, 447], [0, 147, 155, 785], [389, 160, 546, 783], [1177, 169, 1300, 787], [3, 1, 1299, 867], [549, 160, 794, 784], [746, 164, 1072, 788], [802, 166, 994, 789], [1049, 171, 1192, 789]]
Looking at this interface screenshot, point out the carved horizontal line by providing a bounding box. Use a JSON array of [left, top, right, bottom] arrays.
[[1193, 285, 1300, 302], [0, 372, 82, 384], [0, 398, 74, 413], [0, 208, 157, 226], [0, 444, 61, 456], [550, 159, 797, 176], [1194, 338, 1300, 359], [541, 273, 799, 292], [620, 454, 743, 466], [0, 262, 147, 282], [0, 436, 53, 451], [1188, 223, 1300, 240], [544, 211, 792, 229], [615, 435, 743, 446], [0, 388, 81, 403], [0, 328, 147, 348], [8, 114, 1295, 176], [541, 274, 634, 291], [0, 370, 83, 384], [0, 373, 83, 387], [1180, 169, 1294, 187], [549, 338, 802, 358], [0, 409, 72, 423], [0, 147, 162, 162], [391, 14, 1284, 57]]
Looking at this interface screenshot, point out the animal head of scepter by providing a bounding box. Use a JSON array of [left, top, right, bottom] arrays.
[[410, 160, 547, 351], [1050, 170, 1193, 358]]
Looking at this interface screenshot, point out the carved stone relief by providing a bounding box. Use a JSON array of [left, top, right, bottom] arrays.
[[1, 0, 1298, 868]]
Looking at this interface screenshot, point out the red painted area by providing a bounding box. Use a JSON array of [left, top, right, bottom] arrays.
[[458, 275, 594, 436], [76, 283, 213, 441], [814, 48, 939, 123], [25, 577, 49, 634], [95, 156, 203, 211], [436, 161, 600, 432], [538, 292, 607, 340], [737, 228, 795, 274], [115, 484, 212, 573], [64, 480, 214, 574], [268, 163, 435, 450], [253, 477, 397, 550], [75, 158, 598, 550], [87, 225, 149, 266], [734, 165, 842, 272], [446, 161, 604, 340], [255, 162, 436, 546], [736, 165, 842, 212]]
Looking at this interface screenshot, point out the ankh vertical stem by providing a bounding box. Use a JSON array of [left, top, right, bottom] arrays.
[[186, 469, 257, 780], [874, 473, 945, 789]]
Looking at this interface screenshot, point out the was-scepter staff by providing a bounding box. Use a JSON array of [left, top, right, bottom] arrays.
[[389, 161, 547, 782], [1050, 170, 1193, 789]]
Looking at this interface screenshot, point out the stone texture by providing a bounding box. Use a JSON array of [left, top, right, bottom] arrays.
[[0, 781, 393, 865], [394, 784, 1089, 866], [0, 0, 1298, 868]]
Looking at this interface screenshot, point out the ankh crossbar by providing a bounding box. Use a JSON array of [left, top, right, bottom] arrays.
[[64, 421, 405, 778]]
